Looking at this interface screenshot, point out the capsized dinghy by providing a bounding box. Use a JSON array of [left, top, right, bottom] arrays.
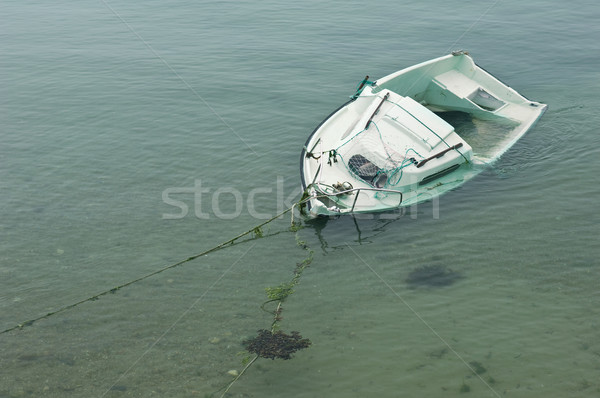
[[299, 51, 546, 217]]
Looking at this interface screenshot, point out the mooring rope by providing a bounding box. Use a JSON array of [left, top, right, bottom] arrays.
[[218, 221, 314, 397], [0, 201, 309, 335]]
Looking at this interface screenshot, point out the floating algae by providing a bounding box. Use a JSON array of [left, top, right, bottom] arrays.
[[243, 329, 311, 360], [406, 264, 463, 288]]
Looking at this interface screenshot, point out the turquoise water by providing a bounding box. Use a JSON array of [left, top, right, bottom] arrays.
[[2, 1, 600, 397]]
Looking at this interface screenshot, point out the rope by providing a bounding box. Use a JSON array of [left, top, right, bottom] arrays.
[[1, 202, 306, 335], [219, 217, 314, 397], [352, 76, 376, 98], [219, 355, 259, 397]]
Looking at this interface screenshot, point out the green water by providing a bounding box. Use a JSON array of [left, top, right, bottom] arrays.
[[1, 1, 599, 397]]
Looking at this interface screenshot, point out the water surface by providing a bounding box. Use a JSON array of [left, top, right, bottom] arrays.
[[1, 1, 599, 397]]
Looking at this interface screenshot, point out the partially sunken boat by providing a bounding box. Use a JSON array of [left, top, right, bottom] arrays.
[[300, 51, 547, 217]]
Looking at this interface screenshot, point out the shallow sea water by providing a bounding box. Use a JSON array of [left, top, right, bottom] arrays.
[[1, 1, 600, 397]]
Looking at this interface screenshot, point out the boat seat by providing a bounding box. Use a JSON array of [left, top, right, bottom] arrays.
[[433, 70, 479, 98]]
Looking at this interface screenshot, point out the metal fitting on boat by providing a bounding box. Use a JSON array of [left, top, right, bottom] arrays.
[[332, 181, 353, 196]]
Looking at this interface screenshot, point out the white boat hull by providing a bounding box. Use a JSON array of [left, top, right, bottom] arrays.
[[300, 52, 547, 217]]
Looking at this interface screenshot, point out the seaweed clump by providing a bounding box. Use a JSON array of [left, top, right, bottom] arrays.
[[406, 264, 463, 288], [243, 329, 311, 360]]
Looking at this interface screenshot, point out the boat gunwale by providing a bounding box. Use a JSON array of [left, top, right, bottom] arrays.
[[300, 98, 355, 196], [371, 53, 456, 89]]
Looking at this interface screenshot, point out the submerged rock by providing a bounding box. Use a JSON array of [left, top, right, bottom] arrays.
[[405, 264, 463, 288]]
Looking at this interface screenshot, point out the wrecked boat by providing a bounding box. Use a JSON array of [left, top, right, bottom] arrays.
[[300, 51, 547, 217]]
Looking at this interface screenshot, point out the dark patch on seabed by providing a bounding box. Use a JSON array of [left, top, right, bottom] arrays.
[[405, 264, 463, 288], [468, 360, 487, 375]]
